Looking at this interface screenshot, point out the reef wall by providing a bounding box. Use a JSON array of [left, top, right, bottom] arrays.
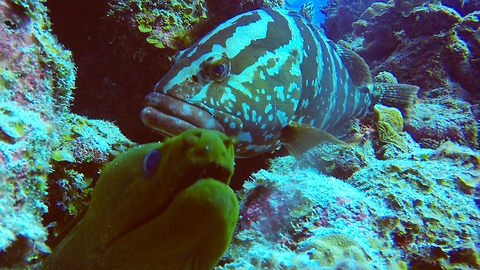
[[322, 0, 480, 148], [0, 0, 133, 267]]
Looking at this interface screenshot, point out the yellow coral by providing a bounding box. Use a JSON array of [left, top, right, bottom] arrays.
[[374, 104, 407, 150], [305, 233, 372, 269]]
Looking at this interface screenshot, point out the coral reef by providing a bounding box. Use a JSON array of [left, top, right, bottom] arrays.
[[1, 0, 479, 268], [323, 1, 480, 100], [351, 1, 480, 97], [320, 0, 380, 42], [404, 87, 479, 148], [109, 0, 209, 50], [321, 1, 480, 151], [218, 134, 480, 269], [0, 0, 74, 266], [218, 155, 404, 269], [44, 116, 134, 236], [0, 0, 134, 268], [109, 0, 285, 50], [347, 142, 480, 269]]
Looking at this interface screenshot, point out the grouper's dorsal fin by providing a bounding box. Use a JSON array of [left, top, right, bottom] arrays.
[[335, 43, 373, 87], [300, 2, 315, 23], [280, 122, 349, 159]]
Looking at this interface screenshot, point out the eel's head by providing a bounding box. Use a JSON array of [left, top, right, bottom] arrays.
[[84, 128, 237, 249]]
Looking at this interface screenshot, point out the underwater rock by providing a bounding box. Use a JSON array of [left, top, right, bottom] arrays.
[[324, 1, 480, 153], [220, 133, 480, 269], [109, 0, 209, 50], [220, 156, 402, 269], [0, 0, 74, 267], [0, 0, 134, 268], [320, 0, 379, 42], [44, 114, 134, 238], [442, 0, 480, 16], [109, 0, 286, 50], [346, 143, 480, 270], [348, 1, 480, 97], [353, 3, 462, 79], [404, 87, 479, 148]]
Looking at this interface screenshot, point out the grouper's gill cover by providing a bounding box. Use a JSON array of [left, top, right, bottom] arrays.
[[142, 8, 418, 158]]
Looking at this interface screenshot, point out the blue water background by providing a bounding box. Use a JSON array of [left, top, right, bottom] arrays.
[[285, 0, 327, 24]]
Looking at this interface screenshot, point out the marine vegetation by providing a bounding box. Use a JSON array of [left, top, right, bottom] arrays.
[[41, 129, 239, 269]]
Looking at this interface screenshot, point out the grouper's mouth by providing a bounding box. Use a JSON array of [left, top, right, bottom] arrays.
[[141, 92, 227, 137]]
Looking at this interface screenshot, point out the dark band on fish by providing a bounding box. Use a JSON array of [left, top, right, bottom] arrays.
[[143, 8, 414, 157]]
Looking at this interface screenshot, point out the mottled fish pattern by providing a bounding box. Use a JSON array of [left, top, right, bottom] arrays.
[[142, 7, 417, 157]]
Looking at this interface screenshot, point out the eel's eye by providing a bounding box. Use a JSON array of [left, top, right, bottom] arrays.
[[203, 55, 230, 81], [142, 149, 161, 177]]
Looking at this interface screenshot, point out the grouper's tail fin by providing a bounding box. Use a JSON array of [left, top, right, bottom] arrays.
[[374, 82, 420, 112]]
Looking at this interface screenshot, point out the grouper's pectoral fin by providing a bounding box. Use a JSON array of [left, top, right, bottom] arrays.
[[280, 122, 350, 159], [101, 178, 239, 270]]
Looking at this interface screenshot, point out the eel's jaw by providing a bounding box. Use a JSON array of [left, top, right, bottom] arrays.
[[141, 92, 225, 137], [105, 161, 233, 248]]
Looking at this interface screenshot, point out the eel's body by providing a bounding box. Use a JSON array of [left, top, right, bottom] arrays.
[[42, 129, 239, 270]]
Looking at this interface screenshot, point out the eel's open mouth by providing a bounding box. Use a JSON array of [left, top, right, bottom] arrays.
[[106, 160, 233, 248], [141, 92, 225, 137], [182, 161, 233, 186]]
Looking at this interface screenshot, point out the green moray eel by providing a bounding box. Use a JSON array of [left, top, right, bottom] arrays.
[[42, 129, 239, 270]]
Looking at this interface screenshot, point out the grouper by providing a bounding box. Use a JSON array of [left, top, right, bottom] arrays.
[[141, 7, 419, 158]]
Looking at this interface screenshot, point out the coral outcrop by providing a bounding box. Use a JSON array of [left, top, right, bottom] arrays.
[[322, 1, 480, 102], [0, 0, 134, 268], [109, 0, 209, 50], [347, 142, 480, 269], [219, 154, 404, 269], [405, 87, 479, 148], [0, 0, 74, 266], [217, 132, 480, 270], [321, 1, 479, 152], [320, 0, 379, 42]]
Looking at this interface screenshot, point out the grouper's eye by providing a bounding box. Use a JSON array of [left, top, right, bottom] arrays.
[[142, 149, 161, 177], [202, 55, 230, 82]]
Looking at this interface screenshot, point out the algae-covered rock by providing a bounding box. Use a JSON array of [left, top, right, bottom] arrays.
[[0, 0, 135, 268], [346, 147, 480, 269], [320, 0, 379, 42], [219, 155, 398, 269], [348, 1, 480, 97], [0, 0, 74, 266], [111, 0, 209, 50], [404, 88, 479, 149], [301, 233, 371, 269]]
